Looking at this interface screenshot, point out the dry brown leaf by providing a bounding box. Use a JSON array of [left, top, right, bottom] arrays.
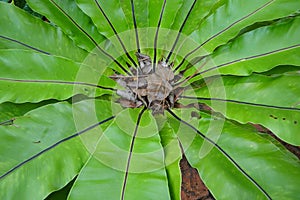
[[110, 52, 183, 114]]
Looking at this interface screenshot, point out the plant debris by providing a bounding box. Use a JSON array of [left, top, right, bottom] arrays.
[[110, 53, 184, 114]]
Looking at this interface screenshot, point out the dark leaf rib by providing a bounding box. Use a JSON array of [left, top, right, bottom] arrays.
[[173, 54, 209, 72], [0, 35, 50, 55], [153, 0, 167, 72], [121, 108, 146, 200], [180, 96, 300, 111], [0, 119, 14, 126], [48, 0, 131, 75], [130, 0, 140, 53], [94, 0, 137, 68], [0, 116, 115, 180], [167, 109, 272, 200], [0, 78, 116, 91], [174, 0, 275, 70], [165, 0, 197, 63], [175, 44, 300, 84], [194, 44, 300, 77]]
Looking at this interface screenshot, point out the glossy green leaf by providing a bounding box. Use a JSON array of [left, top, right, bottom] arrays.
[[182, 73, 300, 145], [167, 108, 300, 199], [120, 0, 220, 59], [76, 0, 129, 38], [120, 0, 149, 29], [22, 0, 129, 74], [0, 99, 117, 199], [120, 0, 182, 51], [0, 2, 87, 62], [190, 0, 300, 56], [157, 116, 182, 200], [26, 0, 106, 52], [166, 0, 220, 46], [0, 50, 115, 103], [163, 0, 220, 60], [1, 0, 300, 199], [76, 0, 140, 69], [184, 16, 300, 80], [69, 108, 171, 199]]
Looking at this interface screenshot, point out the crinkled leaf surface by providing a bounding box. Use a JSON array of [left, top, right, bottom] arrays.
[[182, 73, 300, 145], [0, 49, 115, 103], [0, 2, 87, 62], [190, 0, 300, 55], [26, 0, 106, 52], [167, 108, 300, 199], [69, 109, 171, 199], [183, 16, 300, 80], [0, 0, 300, 199], [0, 100, 117, 199]]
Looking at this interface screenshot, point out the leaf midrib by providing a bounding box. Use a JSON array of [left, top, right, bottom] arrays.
[[0, 35, 50, 55], [0, 77, 116, 91], [0, 116, 115, 180]]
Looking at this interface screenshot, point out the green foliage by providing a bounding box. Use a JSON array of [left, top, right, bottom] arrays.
[[0, 0, 299, 199]]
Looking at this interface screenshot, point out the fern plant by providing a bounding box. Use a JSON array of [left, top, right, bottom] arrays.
[[0, 0, 300, 199]]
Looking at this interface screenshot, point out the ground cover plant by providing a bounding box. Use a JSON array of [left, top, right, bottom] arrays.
[[0, 0, 300, 199]]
